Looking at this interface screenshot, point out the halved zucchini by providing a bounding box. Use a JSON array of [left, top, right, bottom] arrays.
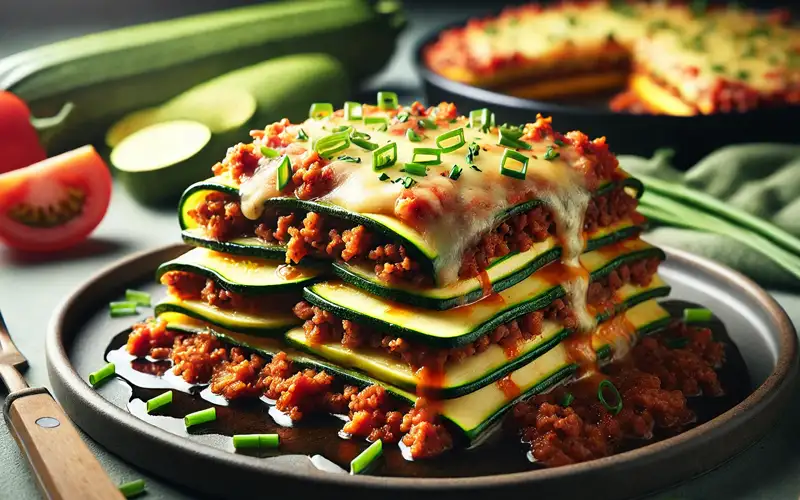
[[162, 299, 671, 441], [331, 218, 642, 310], [303, 238, 666, 347], [177, 176, 643, 286], [154, 294, 300, 336], [286, 276, 668, 397], [155, 247, 324, 295]]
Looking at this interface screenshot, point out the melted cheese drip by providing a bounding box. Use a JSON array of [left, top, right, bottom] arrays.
[[238, 111, 595, 292], [461, 1, 800, 101]]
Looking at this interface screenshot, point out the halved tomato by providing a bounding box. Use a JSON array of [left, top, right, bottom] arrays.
[[0, 145, 112, 252]]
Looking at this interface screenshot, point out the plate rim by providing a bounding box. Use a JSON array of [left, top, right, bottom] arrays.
[[45, 242, 799, 497]]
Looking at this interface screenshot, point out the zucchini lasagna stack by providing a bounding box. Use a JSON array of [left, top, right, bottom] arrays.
[[140, 95, 674, 459]]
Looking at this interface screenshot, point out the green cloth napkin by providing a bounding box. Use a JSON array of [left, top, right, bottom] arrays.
[[618, 144, 800, 291]]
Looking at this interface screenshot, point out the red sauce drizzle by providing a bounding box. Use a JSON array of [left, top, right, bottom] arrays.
[[477, 270, 493, 298], [496, 375, 521, 400]]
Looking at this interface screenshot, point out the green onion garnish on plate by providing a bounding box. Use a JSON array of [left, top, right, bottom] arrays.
[[364, 116, 389, 128], [560, 392, 575, 407], [378, 173, 390, 181], [124, 289, 151, 307], [377, 91, 399, 110], [185, 407, 216, 428], [260, 146, 280, 159], [337, 155, 361, 163], [118, 479, 146, 498], [468, 108, 492, 129], [146, 391, 173, 413], [411, 147, 442, 165], [233, 434, 280, 449], [296, 128, 309, 141], [543, 145, 560, 161], [314, 129, 351, 158], [418, 118, 438, 130], [403, 162, 428, 176], [309, 102, 334, 119], [406, 128, 423, 142], [109, 301, 138, 317], [89, 362, 115, 387], [276, 155, 292, 191], [344, 101, 362, 121], [448, 164, 462, 180], [350, 130, 379, 151], [372, 142, 397, 171], [500, 149, 529, 180], [436, 128, 466, 153], [350, 439, 383, 475], [497, 128, 531, 150], [683, 307, 713, 323], [598, 379, 623, 415]]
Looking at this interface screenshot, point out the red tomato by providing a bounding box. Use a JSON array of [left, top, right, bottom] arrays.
[[0, 91, 48, 174], [0, 145, 112, 252]]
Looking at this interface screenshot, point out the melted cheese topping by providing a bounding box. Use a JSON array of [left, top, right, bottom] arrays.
[[438, 1, 800, 106]]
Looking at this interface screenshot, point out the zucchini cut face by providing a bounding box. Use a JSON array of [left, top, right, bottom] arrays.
[[155, 247, 323, 295], [154, 294, 300, 336], [162, 299, 671, 442], [177, 176, 643, 288], [303, 238, 666, 347], [286, 276, 669, 397]]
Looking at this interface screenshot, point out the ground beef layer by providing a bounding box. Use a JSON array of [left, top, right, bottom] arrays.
[[294, 256, 661, 372], [127, 319, 452, 460], [188, 184, 639, 285], [510, 321, 725, 468]]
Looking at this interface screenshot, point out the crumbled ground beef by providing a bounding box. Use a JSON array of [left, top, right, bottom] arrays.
[[294, 257, 660, 372], [170, 333, 227, 384], [160, 270, 298, 312], [189, 184, 638, 285], [127, 318, 174, 358], [511, 322, 723, 467], [209, 347, 266, 400]]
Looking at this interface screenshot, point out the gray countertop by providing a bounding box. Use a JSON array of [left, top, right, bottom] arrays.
[[2, 2, 800, 498]]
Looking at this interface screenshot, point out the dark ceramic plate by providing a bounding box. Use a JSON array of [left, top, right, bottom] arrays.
[[46, 243, 797, 500], [413, 18, 800, 168]]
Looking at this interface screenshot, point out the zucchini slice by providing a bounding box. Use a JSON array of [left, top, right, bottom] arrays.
[[303, 238, 666, 347], [154, 294, 300, 336], [155, 247, 324, 294], [161, 299, 671, 442], [286, 276, 668, 397], [177, 176, 643, 286], [331, 218, 642, 310]]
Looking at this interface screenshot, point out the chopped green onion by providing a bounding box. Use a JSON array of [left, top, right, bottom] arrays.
[[543, 146, 560, 161], [118, 479, 146, 498], [394, 176, 416, 189], [468, 108, 492, 129], [350, 439, 383, 475], [403, 162, 428, 176], [500, 149, 529, 180], [295, 128, 308, 141], [309, 102, 334, 119], [683, 307, 713, 323], [314, 130, 351, 158], [736, 69, 750, 81], [711, 64, 726, 73], [411, 147, 442, 166], [396, 111, 410, 123], [554, 138, 565, 146], [331, 125, 351, 133], [344, 101, 362, 121], [378, 173, 391, 181], [364, 116, 389, 130], [448, 164, 463, 180], [406, 128, 423, 142], [377, 91, 399, 110], [597, 379, 623, 415], [419, 118, 438, 130], [184, 407, 216, 428], [466, 142, 481, 164], [665, 337, 690, 349], [350, 130, 379, 151], [372, 142, 397, 171], [470, 165, 482, 172], [499, 125, 524, 140], [260, 146, 280, 159], [146, 391, 173, 413], [276, 155, 292, 191], [560, 392, 575, 407], [125, 289, 151, 307], [435, 128, 466, 153], [109, 301, 138, 317], [337, 155, 361, 163], [233, 434, 280, 449], [89, 362, 115, 387], [498, 128, 532, 150]]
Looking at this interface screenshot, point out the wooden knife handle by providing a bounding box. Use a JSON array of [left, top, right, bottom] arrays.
[[5, 388, 124, 500]]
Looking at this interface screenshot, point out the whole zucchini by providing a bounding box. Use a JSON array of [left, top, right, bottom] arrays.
[[0, 0, 405, 154]]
